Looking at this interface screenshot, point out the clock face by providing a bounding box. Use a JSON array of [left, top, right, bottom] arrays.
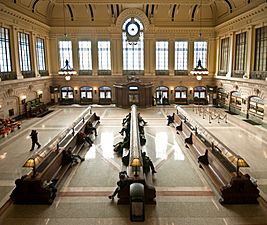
[[127, 23, 139, 37]]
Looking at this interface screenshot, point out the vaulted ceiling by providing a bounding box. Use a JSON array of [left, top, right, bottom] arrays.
[[2, 0, 266, 27]]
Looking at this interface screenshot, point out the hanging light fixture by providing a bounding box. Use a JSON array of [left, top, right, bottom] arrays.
[[190, 0, 208, 81], [58, 0, 77, 80]]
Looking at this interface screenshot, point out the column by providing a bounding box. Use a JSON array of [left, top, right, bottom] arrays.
[[31, 32, 40, 77], [11, 26, 23, 79], [144, 35, 154, 76], [92, 38, 98, 76], [168, 38, 174, 76], [208, 37, 217, 76], [246, 26, 254, 78], [215, 37, 220, 76], [227, 32, 235, 78], [45, 36, 51, 75], [49, 37, 59, 75], [72, 38, 78, 73], [188, 40, 194, 75], [111, 36, 122, 76]]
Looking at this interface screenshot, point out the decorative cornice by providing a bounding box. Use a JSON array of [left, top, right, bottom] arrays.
[[215, 2, 267, 35], [0, 3, 50, 33]]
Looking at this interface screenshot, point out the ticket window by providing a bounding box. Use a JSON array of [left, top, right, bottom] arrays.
[[80, 87, 93, 104], [99, 86, 112, 104], [249, 96, 264, 118], [175, 87, 187, 104], [230, 92, 242, 109], [61, 87, 74, 99], [156, 86, 169, 105]]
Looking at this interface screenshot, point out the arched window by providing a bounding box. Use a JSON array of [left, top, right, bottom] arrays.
[[155, 86, 169, 105], [80, 87, 93, 104], [175, 87, 188, 104], [193, 86, 207, 104], [80, 86, 93, 99], [99, 86, 112, 104], [194, 86, 206, 99], [122, 18, 144, 75], [61, 86, 73, 99]]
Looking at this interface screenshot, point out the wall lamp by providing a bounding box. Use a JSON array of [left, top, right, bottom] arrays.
[[93, 87, 97, 94], [37, 91, 43, 99], [21, 95, 27, 104]]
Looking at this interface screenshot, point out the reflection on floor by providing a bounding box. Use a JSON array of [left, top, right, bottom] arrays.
[[0, 105, 267, 225]]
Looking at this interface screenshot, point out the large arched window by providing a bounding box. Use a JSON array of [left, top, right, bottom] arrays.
[[122, 18, 144, 75]]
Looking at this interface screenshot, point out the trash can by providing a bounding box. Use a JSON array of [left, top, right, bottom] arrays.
[[130, 183, 145, 222]]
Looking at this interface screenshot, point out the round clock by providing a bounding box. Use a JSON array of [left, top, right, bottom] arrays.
[[125, 18, 140, 42]]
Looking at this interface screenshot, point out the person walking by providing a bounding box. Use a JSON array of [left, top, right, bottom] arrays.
[[30, 130, 41, 151]]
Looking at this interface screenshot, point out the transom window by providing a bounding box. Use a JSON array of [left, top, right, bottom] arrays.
[[122, 18, 144, 73], [193, 41, 207, 68], [59, 40, 73, 69], [174, 41, 188, 71], [18, 32, 31, 72], [98, 41, 111, 71], [254, 26, 267, 72], [235, 32, 247, 71], [36, 37, 46, 71], [156, 41, 168, 70], [0, 27, 12, 72], [78, 41, 92, 71]]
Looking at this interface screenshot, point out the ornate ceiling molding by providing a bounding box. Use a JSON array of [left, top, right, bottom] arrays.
[[215, 2, 267, 35]]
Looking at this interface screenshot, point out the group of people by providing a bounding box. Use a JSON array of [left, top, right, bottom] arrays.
[[108, 151, 156, 200], [109, 112, 157, 200]]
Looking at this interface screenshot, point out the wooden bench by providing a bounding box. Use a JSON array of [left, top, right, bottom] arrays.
[[117, 105, 156, 205], [10, 112, 100, 204], [173, 113, 260, 204]]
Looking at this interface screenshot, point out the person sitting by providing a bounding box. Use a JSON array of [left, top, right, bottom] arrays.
[[119, 122, 130, 137], [63, 147, 85, 166], [138, 113, 147, 126], [198, 149, 209, 166], [85, 121, 97, 136], [113, 136, 130, 156], [78, 131, 93, 146], [42, 179, 58, 199], [108, 171, 129, 200], [142, 152, 157, 174], [122, 113, 131, 126]]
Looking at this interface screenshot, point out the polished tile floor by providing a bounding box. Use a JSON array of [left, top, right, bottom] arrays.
[[0, 105, 267, 225]]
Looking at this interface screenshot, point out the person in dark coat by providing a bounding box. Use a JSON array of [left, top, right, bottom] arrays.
[[30, 130, 41, 151]]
